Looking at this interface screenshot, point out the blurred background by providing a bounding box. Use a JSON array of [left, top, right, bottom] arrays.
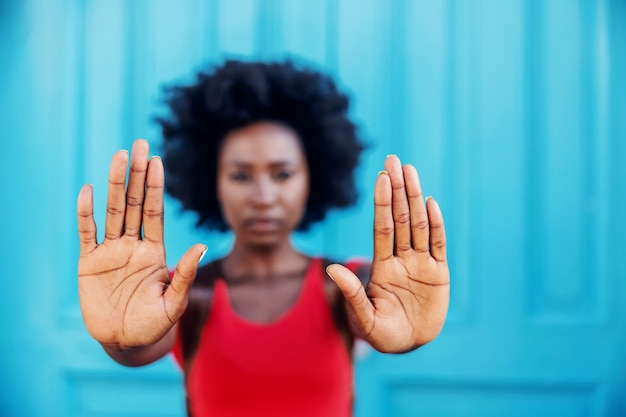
[[1, 0, 626, 416]]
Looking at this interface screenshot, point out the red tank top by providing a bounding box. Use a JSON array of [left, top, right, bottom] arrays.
[[172, 258, 357, 417]]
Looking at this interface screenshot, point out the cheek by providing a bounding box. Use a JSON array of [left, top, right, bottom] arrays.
[[289, 178, 310, 216], [216, 179, 238, 224]]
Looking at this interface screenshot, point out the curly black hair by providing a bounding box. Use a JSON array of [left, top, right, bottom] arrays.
[[157, 59, 366, 231]]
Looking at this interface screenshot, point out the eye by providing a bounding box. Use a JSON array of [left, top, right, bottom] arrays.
[[274, 170, 293, 181], [229, 171, 250, 182]]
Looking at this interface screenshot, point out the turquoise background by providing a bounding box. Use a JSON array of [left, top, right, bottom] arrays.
[[1, 1, 626, 416]]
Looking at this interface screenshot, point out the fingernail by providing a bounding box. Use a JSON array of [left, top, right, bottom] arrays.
[[199, 246, 208, 263], [425, 196, 433, 202], [378, 170, 388, 176], [325, 266, 335, 282], [386, 154, 396, 158]]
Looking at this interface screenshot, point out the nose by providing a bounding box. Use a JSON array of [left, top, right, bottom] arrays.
[[250, 175, 277, 207]]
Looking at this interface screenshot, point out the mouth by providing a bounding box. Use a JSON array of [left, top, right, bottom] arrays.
[[243, 218, 283, 232]]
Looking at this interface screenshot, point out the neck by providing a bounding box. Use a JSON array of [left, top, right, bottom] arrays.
[[222, 238, 308, 282]]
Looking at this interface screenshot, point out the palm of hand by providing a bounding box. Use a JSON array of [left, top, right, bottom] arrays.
[[78, 239, 172, 349], [77, 140, 205, 351], [328, 155, 450, 353], [365, 251, 449, 352]]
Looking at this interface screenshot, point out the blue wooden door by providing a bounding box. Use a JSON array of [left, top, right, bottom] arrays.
[[1, 1, 625, 416]]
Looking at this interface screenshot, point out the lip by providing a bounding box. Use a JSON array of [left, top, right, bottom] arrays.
[[243, 218, 282, 232]]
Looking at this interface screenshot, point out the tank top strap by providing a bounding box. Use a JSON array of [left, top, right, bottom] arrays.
[[210, 279, 229, 312]]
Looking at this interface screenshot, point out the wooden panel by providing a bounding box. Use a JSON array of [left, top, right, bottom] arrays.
[[467, 0, 526, 328], [65, 369, 184, 417], [2, 1, 626, 416], [386, 379, 596, 417], [441, 0, 475, 326], [331, 0, 394, 261], [524, 0, 611, 326], [273, 0, 332, 64], [216, 0, 257, 56]]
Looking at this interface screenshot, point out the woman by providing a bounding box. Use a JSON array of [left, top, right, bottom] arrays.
[[76, 60, 450, 416]]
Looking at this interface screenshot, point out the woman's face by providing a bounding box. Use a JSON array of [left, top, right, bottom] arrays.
[[217, 122, 310, 248]]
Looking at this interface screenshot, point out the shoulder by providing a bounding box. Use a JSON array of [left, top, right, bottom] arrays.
[[186, 258, 223, 303], [344, 257, 371, 286], [193, 259, 223, 287]]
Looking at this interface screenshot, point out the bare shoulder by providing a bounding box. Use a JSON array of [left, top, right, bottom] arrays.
[[187, 259, 222, 304], [344, 258, 371, 286]]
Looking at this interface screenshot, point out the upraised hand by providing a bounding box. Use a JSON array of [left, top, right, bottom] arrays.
[[77, 139, 206, 353], [327, 155, 450, 353]]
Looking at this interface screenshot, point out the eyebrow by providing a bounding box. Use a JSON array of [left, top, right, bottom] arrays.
[[224, 160, 297, 168]]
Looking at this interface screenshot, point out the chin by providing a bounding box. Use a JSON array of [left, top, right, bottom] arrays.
[[244, 236, 283, 252]]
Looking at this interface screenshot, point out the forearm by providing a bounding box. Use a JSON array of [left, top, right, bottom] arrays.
[[102, 324, 177, 367]]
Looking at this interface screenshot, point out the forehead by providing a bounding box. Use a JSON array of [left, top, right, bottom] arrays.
[[219, 122, 306, 166]]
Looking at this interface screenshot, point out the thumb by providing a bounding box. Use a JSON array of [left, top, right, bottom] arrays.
[[164, 244, 207, 317], [326, 263, 375, 337]]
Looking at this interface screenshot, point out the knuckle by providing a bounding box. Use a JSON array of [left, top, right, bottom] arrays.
[[175, 266, 191, 281], [394, 213, 411, 225], [391, 182, 406, 191], [130, 166, 147, 174], [374, 226, 394, 236], [431, 238, 446, 248], [395, 244, 412, 253], [409, 189, 424, 200], [77, 210, 92, 218], [143, 209, 164, 219], [430, 222, 444, 230], [126, 196, 144, 207], [414, 219, 429, 230], [146, 184, 164, 191], [106, 206, 124, 216]]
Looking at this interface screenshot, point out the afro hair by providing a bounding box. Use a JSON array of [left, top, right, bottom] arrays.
[[157, 59, 366, 231]]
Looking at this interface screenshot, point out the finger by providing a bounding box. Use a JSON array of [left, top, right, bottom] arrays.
[[104, 150, 129, 241], [165, 244, 208, 317], [143, 156, 165, 244], [384, 155, 412, 253], [77, 184, 98, 253], [403, 164, 429, 252], [124, 139, 150, 238], [373, 170, 394, 261], [426, 197, 447, 262], [326, 263, 375, 336]]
